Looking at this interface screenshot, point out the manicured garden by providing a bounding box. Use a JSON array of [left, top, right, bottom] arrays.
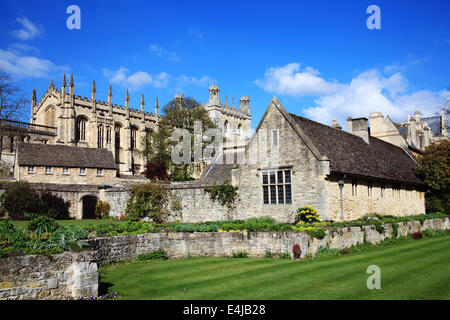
[[98, 233, 450, 300]]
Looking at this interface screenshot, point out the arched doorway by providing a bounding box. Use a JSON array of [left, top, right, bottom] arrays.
[[81, 195, 98, 219]]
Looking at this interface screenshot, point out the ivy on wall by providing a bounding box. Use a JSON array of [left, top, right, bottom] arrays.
[[204, 181, 239, 211]]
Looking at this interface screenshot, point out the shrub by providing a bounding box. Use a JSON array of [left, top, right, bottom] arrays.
[[391, 223, 399, 238], [95, 201, 111, 219], [292, 243, 302, 259], [204, 182, 239, 210], [265, 250, 276, 258], [279, 251, 291, 259], [39, 192, 71, 219], [27, 216, 60, 234], [0, 219, 16, 240], [295, 205, 320, 223], [232, 250, 248, 258], [0, 182, 42, 220], [316, 246, 341, 257], [423, 229, 434, 238], [412, 232, 423, 240], [125, 183, 169, 222], [137, 249, 168, 261]]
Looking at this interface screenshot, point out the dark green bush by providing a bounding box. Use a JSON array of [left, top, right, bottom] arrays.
[[0, 182, 42, 220], [27, 217, 60, 234], [137, 249, 168, 261]]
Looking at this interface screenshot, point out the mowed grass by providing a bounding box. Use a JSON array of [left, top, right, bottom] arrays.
[[99, 235, 450, 300], [11, 219, 124, 230]]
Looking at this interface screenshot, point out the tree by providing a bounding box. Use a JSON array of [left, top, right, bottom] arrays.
[[0, 69, 28, 161], [141, 96, 218, 181], [415, 140, 450, 214]]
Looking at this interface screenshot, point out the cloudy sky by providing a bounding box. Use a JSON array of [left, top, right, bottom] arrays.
[[0, 0, 449, 129]]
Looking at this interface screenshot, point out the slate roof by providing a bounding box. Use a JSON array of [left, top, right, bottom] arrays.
[[199, 152, 243, 185], [289, 113, 424, 185], [18, 143, 116, 169]]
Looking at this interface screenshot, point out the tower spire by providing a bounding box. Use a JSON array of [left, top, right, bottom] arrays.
[[140, 93, 145, 112]]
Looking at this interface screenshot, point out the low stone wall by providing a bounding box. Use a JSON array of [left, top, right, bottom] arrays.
[[2, 217, 448, 299], [87, 217, 450, 267], [0, 251, 98, 300]]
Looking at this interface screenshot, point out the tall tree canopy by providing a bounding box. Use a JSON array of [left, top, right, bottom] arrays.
[[415, 140, 450, 214], [141, 96, 218, 181], [0, 69, 28, 161]]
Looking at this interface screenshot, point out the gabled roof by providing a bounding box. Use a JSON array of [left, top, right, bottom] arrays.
[[288, 113, 423, 185], [18, 143, 116, 169]]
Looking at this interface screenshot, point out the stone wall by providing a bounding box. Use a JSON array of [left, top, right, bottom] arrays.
[[2, 217, 448, 300], [0, 251, 98, 300], [325, 176, 426, 221], [87, 217, 449, 267]]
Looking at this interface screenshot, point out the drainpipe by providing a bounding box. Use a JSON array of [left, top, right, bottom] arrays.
[[338, 174, 347, 221]]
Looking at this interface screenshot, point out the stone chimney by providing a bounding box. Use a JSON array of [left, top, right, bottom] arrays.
[[208, 85, 220, 105], [348, 116, 369, 143], [331, 120, 342, 130], [239, 96, 250, 115]]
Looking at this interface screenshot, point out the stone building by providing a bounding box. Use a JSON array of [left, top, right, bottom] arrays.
[[203, 85, 252, 154], [16, 76, 252, 178], [368, 109, 449, 156], [196, 97, 425, 222], [30, 75, 160, 176], [15, 143, 117, 186]]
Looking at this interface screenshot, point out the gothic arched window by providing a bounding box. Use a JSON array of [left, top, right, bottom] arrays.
[[131, 126, 138, 150], [44, 106, 56, 127], [98, 125, 104, 148], [76, 116, 88, 142], [106, 126, 112, 144]]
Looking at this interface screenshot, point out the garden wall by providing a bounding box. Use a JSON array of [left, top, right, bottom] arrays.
[[87, 217, 450, 267], [2, 217, 448, 300], [0, 251, 98, 300]]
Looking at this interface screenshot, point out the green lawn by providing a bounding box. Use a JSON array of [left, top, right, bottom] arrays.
[[11, 219, 124, 230], [99, 235, 450, 300]]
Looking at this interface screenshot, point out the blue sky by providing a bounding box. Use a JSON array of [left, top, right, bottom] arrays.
[[0, 0, 449, 129]]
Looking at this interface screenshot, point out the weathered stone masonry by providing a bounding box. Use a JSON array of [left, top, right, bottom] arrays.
[[1, 217, 448, 300], [0, 251, 97, 300]]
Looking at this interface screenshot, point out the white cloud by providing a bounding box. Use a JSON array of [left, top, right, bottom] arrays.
[[256, 62, 449, 129], [150, 43, 182, 62], [7, 43, 40, 55], [0, 48, 68, 79], [102, 67, 169, 90], [187, 27, 203, 39], [12, 17, 44, 40], [304, 70, 448, 128], [177, 75, 216, 87], [254, 63, 341, 96]]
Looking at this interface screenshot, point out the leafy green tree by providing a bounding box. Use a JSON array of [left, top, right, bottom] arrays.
[[415, 141, 450, 214], [125, 183, 169, 222], [141, 96, 217, 181]]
